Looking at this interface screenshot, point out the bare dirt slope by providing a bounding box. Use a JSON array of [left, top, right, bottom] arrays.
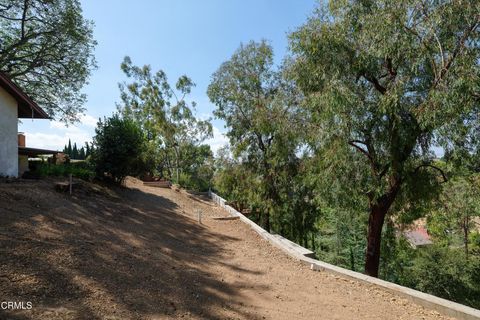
[[0, 177, 453, 320]]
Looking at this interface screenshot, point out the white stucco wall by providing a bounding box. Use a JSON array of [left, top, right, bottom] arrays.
[[0, 86, 18, 177]]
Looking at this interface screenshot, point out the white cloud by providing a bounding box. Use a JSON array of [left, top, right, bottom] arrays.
[[80, 114, 98, 127], [25, 128, 93, 151], [23, 114, 96, 151], [49, 120, 66, 129], [23, 114, 227, 155], [205, 126, 229, 155], [197, 112, 213, 121], [49, 113, 97, 130]]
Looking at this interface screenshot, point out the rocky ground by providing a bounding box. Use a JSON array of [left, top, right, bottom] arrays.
[[0, 177, 454, 319]]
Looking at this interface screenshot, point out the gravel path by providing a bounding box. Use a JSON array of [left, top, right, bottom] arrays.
[[0, 178, 454, 320]]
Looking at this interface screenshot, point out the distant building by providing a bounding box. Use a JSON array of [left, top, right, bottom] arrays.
[[403, 226, 433, 248]]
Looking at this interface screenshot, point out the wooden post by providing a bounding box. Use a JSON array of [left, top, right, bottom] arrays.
[[69, 174, 72, 195], [198, 210, 202, 224]]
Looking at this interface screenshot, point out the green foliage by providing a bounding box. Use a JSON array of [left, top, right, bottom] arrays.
[[213, 146, 266, 220], [0, 0, 97, 122], [91, 114, 146, 183], [208, 40, 305, 230], [315, 207, 368, 272], [177, 144, 214, 191], [209, 0, 480, 306], [118, 57, 212, 187], [409, 246, 480, 308], [289, 0, 480, 276], [427, 172, 480, 254], [63, 139, 93, 160], [33, 162, 94, 181]]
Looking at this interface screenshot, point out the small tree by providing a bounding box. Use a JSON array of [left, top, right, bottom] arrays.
[[92, 114, 145, 183]]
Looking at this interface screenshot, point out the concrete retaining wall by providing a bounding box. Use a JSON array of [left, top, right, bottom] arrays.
[[208, 190, 480, 320]]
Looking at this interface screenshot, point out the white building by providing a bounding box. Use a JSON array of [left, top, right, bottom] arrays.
[[0, 72, 49, 177]]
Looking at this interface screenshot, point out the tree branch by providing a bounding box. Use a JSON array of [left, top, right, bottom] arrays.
[[413, 163, 448, 183], [21, 0, 29, 39], [348, 140, 370, 158], [433, 19, 480, 89], [362, 72, 387, 95]]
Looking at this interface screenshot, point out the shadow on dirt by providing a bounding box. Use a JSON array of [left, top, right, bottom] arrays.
[[0, 178, 266, 319]]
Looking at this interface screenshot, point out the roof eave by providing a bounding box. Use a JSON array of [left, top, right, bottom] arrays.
[[0, 72, 50, 119]]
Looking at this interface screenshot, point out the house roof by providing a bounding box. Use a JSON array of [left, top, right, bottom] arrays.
[[0, 72, 49, 119], [403, 226, 433, 247], [18, 146, 59, 157]]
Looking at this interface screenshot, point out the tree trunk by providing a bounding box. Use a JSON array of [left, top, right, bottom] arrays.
[[364, 183, 400, 277], [364, 202, 388, 277], [263, 211, 271, 232], [174, 147, 180, 183], [463, 216, 469, 258]]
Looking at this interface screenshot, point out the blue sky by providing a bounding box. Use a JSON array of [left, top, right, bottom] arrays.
[[19, 0, 317, 153]]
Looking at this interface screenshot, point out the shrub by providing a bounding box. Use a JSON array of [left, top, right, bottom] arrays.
[[409, 245, 480, 308], [178, 168, 212, 192], [91, 114, 146, 183], [32, 162, 95, 181]]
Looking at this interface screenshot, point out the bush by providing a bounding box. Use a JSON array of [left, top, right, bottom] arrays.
[[408, 245, 480, 308], [178, 169, 212, 192], [91, 114, 146, 183], [33, 162, 95, 181]]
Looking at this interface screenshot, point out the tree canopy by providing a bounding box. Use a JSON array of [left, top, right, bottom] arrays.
[[208, 40, 305, 230], [0, 0, 96, 122], [92, 114, 145, 183], [118, 56, 213, 188], [288, 0, 480, 277]]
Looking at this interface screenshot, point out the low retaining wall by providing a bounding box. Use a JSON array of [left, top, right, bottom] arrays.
[[208, 190, 480, 320]]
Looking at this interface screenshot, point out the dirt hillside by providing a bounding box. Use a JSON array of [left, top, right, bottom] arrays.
[[0, 177, 454, 320]]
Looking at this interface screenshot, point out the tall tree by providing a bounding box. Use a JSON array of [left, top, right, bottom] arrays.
[[79, 146, 86, 160], [84, 142, 91, 158], [67, 139, 72, 157], [0, 0, 96, 122], [72, 142, 78, 159], [118, 56, 212, 181], [290, 0, 479, 277], [208, 40, 304, 231]]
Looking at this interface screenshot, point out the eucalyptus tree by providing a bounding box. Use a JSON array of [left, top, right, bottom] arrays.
[[118, 56, 212, 182], [0, 0, 96, 122], [290, 0, 479, 277], [208, 40, 304, 231]]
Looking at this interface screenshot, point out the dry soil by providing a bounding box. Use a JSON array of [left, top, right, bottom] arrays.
[[0, 177, 455, 320]]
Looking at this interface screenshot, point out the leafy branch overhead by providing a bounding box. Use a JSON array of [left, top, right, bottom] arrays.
[[0, 0, 97, 122]]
